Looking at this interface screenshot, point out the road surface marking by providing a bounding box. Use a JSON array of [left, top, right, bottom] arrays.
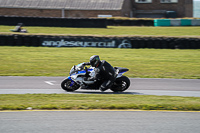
[[45, 81, 56, 85]]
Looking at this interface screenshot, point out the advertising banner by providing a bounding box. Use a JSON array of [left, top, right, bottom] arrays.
[[41, 38, 132, 48]]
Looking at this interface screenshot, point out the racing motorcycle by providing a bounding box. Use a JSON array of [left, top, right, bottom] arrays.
[[61, 63, 130, 92]]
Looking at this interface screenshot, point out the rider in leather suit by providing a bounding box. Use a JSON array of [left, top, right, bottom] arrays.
[[83, 55, 116, 92]]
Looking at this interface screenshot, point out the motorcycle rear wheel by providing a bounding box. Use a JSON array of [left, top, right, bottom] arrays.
[[61, 79, 80, 92], [110, 76, 130, 92]]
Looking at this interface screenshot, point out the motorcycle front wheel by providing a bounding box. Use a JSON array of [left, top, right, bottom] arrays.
[[110, 76, 130, 92], [61, 79, 80, 92]]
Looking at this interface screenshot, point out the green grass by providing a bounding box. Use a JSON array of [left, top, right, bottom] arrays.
[[1, 25, 200, 37], [0, 94, 199, 111], [0, 47, 200, 79]]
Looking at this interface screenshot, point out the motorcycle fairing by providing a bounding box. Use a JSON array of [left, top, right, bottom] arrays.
[[77, 69, 93, 74], [70, 69, 93, 76]]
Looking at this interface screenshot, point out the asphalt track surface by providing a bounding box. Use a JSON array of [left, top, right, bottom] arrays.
[[0, 76, 200, 97], [1, 77, 200, 133], [0, 110, 200, 133]]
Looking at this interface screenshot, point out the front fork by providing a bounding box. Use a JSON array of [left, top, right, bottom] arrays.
[[67, 76, 75, 87]]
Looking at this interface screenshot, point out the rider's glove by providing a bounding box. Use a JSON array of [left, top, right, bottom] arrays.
[[79, 63, 85, 70]]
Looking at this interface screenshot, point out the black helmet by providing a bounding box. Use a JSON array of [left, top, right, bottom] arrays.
[[90, 55, 100, 67]]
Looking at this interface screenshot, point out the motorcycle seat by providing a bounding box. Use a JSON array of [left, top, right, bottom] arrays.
[[114, 67, 129, 73]]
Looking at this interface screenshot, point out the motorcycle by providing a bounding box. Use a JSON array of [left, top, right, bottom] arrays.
[[61, 63, 130, 92]]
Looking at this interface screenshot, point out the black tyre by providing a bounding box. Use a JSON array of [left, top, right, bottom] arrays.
[[61, 79, 80, 92], [110, 76, 130, 92]]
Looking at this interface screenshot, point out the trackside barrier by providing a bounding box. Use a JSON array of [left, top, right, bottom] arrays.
[[107, 19, 154, 26], [154, 19, 170, 27], [181, 19, 191, 26], [170, 19, 181, 26], [191, 19, 200, 26], [0, 16, 155, 27], [1, 16, 200, 27], [0, 34, 200, 49], [0, 16, 107, 28], [154, 19, 200, 26]]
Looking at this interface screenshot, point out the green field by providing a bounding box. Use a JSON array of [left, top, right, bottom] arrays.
[[1, 25, 200, 37], [0, 94, 200, 111], [0, 47, 200, 79]]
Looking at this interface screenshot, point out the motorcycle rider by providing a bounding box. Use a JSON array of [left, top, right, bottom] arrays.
[[82, 55, 116, 92]]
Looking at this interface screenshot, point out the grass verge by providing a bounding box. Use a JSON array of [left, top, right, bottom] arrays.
[[0, 94, 199, 111], [0, 47, 200, 79], [1, 25, 200, 37]]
